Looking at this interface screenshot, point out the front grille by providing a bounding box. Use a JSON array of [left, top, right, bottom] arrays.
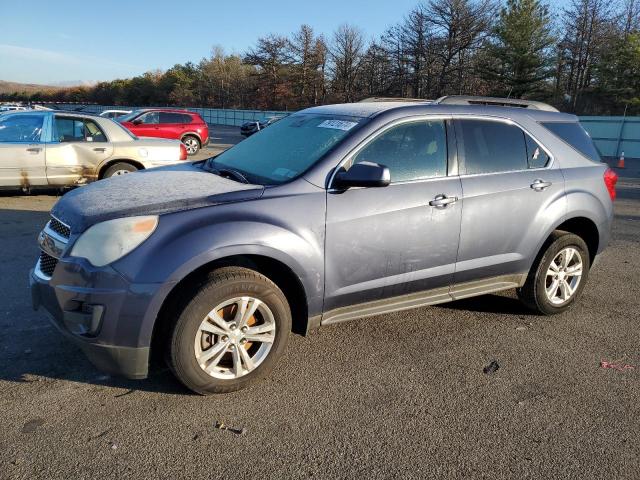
[[39, 251, 58, 277], [49, 217, 71, 238]]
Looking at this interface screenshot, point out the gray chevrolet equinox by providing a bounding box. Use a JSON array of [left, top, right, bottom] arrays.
[[31, 96, 618, 394]]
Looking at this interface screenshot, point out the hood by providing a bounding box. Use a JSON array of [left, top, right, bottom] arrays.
[[52, 162, 264, 232]]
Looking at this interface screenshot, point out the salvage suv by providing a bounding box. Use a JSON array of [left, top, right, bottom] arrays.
[[30, 96, 617, 394]]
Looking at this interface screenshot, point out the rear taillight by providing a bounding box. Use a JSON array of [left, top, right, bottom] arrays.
[[179, 143, 188, 160], [604, 168, 618, 201]]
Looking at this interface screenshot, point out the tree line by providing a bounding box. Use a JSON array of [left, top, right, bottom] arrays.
[[4, 0, 640, 115]]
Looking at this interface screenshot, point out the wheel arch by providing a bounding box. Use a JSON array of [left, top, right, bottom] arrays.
[[180, 132, 202, 144], [98, 159, 145, 179], [553, 216, 600, 265], [150, 253, 311, 365]]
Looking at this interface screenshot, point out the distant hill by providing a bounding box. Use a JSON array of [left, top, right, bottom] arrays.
[[0, 80, 64, 95]]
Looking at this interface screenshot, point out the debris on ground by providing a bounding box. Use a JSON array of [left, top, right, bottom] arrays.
[[515, 326, 528, 332], [600, 359, 635, 372], [214, 421, 246, 435], [483, 360, 500, 375], [114, 389, 134, 398], [21, 418, 44, 433]]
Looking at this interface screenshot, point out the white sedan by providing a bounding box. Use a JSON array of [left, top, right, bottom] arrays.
[[0, 110, 188, 190]]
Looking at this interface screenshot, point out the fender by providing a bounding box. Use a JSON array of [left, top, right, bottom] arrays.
[[113, 200, 326, 347], [525, 188, 609, 278]]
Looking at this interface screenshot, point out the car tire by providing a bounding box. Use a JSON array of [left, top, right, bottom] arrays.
[[103, 162, 138, 178], [167, 267, 291, 395], [182, 135, 200, 155], [517, 231, 590, 315]]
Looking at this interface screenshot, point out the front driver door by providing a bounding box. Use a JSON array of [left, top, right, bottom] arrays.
[[324, 117, 462, 315], [0, 113, 47, 187], [132, 111, 160, 137]]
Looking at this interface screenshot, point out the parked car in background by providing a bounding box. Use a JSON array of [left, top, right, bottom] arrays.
[[0, 105, 28, 113], [240, 115, 284, 137], [99, 109, 132, 119], [118, 109, 209, 155], [31, 96, 616, 395], [0, 110, 187, 190]]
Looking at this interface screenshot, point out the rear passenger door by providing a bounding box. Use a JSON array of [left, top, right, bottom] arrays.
[[159, 112, 185, 139], [452, 118, 565, 294], [45, 116, 113, 186]]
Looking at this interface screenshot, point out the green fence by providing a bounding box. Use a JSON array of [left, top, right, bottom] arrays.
[[579, 116, 640, 160], [50, 104, 291, 127], [48, 103, 638, 158]]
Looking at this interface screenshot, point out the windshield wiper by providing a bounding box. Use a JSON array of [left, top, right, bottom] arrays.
[[205, 161, 250, 184]]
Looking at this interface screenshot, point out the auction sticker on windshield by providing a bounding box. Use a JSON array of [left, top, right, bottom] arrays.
[[317, 120, 358, 131]]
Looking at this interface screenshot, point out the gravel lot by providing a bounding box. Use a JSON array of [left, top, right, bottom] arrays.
[[0, 144, 638, 478]]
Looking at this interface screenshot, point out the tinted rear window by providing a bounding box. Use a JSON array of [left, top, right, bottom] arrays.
[[541, 122, 601, 162]]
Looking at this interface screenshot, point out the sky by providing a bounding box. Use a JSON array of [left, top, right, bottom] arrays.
[[0, 0, 424, 85]]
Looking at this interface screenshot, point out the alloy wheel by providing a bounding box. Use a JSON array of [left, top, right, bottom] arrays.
[[545, 247, 583, 305], [183, 137, 199, 155], [194, 296, 276, 379]]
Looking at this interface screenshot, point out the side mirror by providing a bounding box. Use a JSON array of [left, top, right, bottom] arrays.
[[132, 118, 142, 125], [333, 161, 390, 189]]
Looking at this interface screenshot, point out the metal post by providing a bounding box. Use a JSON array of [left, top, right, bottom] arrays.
[[614, 104, 628, 159]]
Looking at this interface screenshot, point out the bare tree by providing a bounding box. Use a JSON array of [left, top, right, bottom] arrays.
[[426, 0, 495, 96], [288, 25, 327, 107], [328, 24, 366, 102], [245, 35, 292, 109]]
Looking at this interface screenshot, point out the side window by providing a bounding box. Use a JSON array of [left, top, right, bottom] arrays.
[[525, 135, 550, 168], [55, 117, 85, 142], [458, 120, 528, 174], [84, 120, 107, 142], [159, 112, 176, 123], [0, 114, 44, 142], [351, 120, 447, 182], [159, 112, 189, 123], [138, 112, 159, 124]]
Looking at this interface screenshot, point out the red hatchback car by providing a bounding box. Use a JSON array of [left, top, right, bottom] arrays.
[[118, 109, 209, 155]]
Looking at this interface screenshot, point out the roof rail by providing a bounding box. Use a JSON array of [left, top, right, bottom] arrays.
[[359, 97, 433, 103], [433, 95, 559, 112]]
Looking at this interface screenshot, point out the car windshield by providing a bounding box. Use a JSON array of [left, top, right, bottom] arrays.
[[116, 110, 143, 123], [206, 113, 363, 185]]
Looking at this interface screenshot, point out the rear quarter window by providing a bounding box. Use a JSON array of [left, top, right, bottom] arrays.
[[541, 122, 601, 162]]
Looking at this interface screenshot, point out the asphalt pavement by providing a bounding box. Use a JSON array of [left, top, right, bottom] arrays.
[[0, 154, 638, 479]]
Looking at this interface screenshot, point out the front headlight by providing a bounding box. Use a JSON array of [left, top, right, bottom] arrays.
[[70, 216, 158, 267]]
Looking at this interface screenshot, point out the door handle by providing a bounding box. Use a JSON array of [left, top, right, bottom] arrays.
[[93, 147, 107, 152], [429, 194, 458, 208], [26, 147, 42, 154], [531, 179, 552, 191]]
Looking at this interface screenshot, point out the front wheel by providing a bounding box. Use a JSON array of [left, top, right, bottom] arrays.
[[167, 267, 291, 394], [517, 232, 590, 315], [182, 135, 200, 155]]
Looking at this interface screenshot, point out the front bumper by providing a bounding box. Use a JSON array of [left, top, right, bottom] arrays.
[[29, 258, 166, 379]]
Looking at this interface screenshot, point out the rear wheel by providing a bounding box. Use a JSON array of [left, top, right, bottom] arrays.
[[182, 135, 200, 155], [103, 162, 138, 178], [167, 267, 291, 394], [517, 232, 590, 315]]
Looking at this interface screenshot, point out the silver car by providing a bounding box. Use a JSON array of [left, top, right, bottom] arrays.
[[0, 110, 187, 189], [31, 96, 617, 394]]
